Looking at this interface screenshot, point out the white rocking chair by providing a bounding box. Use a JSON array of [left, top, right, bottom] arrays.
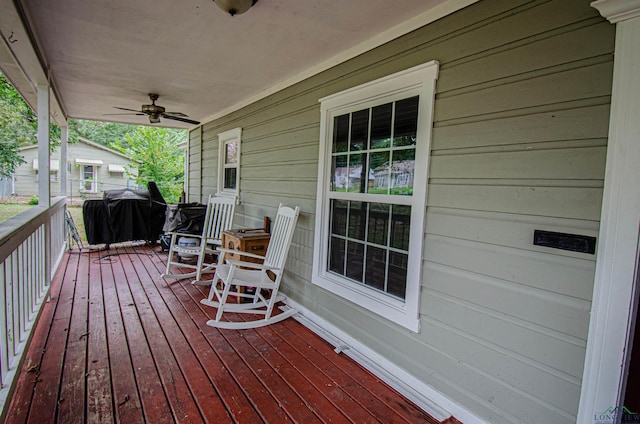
[[201, 204, 300, 329], [162, 195, 236, 285]]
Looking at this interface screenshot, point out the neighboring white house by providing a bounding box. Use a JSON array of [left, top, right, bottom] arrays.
[[14, 137, 137, 201]]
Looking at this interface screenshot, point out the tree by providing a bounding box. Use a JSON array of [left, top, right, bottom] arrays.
[[0, 71, 62, 177], [1, 71, 187, 195], [69, 119, 138, 146], [0, 73, 31, 177], [111, 126, 186, 203]]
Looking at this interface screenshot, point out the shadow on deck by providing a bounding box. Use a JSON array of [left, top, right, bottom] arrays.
[[4, 243, 457, 423]]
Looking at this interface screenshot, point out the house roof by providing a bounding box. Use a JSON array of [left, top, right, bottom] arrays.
[[20, 137, 133, 161], [0, 0, 475, 129]]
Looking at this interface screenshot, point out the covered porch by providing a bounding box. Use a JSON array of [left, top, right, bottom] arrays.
[[3, 0, 640, 422], [3, 243, 454, 423]]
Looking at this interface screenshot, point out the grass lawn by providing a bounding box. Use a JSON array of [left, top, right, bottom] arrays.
[[67, 205, 87, 245], [0, 202, 88, 245], [0, 203, 35, 222]]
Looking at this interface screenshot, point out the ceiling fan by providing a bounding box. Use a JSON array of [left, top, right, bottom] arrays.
[[109, 93, 200, 125]]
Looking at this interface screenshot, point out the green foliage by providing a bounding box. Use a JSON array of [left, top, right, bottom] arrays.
[[1, 71, 187, 198], [69, 119, 138, 146], [28, 195, 39, 205], [0, 73, 29, 177], [0, 72, 63, 177], [110, 126, 186, 203]]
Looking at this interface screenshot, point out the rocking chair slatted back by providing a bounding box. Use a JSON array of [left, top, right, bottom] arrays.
[[162, 194, 236, 284], [264, 204, 300, 273], [204, 197, 236, 243]]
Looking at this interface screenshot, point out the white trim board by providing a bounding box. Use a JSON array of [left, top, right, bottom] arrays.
[[282, 297, 488, 424], [578, 1, 640, 422]]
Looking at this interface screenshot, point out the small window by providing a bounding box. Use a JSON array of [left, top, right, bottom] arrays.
[[217, 127, 242, 198], [313, 61, 439, 332], [80, 165, 97, 193]]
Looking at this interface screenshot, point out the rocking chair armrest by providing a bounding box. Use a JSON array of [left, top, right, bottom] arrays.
[[166, 231, 204, 240], [224, 258, 281, 272], [217, 247, 266, 261]]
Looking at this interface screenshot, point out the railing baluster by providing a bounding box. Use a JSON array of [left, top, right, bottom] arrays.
[[11, 249, 19, 357], [0, 197, 66, 411], [0, 262, 8, 386]]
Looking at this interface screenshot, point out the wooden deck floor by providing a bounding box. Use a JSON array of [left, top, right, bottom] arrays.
[[3, 243, 458, 423]]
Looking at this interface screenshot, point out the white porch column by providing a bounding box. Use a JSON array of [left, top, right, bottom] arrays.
[[579, 1, 640, 422], [36, 84, 50, 207], [60, 125, 68, 198]]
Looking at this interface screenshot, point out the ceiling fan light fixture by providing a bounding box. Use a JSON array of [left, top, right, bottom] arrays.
[[111, 93, 200, 126], [213, 0, 258, 16]]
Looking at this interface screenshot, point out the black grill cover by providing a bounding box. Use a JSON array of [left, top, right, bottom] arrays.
[[163, 203, 206, 235], [83, 199, 113, 245], [83, 182, 167, 245]]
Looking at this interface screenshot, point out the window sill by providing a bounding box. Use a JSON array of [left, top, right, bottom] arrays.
[[312, 270, 421, 333]]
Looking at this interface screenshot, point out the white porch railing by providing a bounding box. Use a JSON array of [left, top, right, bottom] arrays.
[[0, 196, 67, 414]]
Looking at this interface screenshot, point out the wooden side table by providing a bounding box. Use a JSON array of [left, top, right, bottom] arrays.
[[221, 229, 270, 264], [221, 229, 271, 302]]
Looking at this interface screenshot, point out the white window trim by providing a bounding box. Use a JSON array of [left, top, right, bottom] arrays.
[[312, 61, 439, 333], [80, 164, 98, 193], [217, 127, 242, 199]]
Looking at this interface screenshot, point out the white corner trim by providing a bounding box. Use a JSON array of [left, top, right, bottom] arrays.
[[591, 0, 640, 23], [282, 297, 488, 424], [200, 0, 477, 124], [578, 8, 640, 423]]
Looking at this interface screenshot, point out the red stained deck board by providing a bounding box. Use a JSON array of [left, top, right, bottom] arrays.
[[130, 247, 263, 423], [240, 322, 361, 423], [115, 248, 196, 424], [278, 319, 440, 424], [109, 249, 175, 423], [249, 323, 380, 423], [145, 276, 261, 423], [100, 254, 145, 423], [214, 322, 324, 424], [165, 269, 293, 423], [27, 252, 81, 424], [117, 247, 205, 423], [5, 244, 457, 424], [87, 253, 114, 424], [56, 249, 90, 424], [122, 246, 232, 423]]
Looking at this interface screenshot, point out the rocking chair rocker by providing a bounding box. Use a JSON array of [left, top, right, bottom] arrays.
[[201, 204, 300, 329], [162, 195, 236, 285]]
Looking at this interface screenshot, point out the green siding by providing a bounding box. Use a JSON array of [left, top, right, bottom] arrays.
[[187, 127, 202, 202], [188, 1, 613, 422]]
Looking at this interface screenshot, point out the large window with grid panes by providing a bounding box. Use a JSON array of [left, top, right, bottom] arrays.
[[313, 62, 438, 332]]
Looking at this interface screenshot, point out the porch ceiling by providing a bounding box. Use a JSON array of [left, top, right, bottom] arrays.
[[0, 0, 457, 129]]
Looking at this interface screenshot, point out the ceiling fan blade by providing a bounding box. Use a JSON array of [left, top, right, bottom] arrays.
[[165, 111, 188, 117], [113, 106, 144, 113], [104, 112, 145, 116], [162, 114, 200, 125]]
